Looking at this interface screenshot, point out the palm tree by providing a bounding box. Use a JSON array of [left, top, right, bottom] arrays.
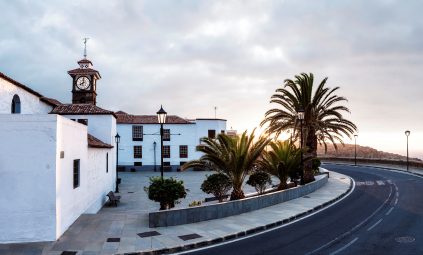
[[259, 140, 302, 190], [182, 130, 269, 200], [261, 73, 357, 182]]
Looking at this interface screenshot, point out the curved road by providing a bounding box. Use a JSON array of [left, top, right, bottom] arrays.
[[183, 164, 423, 255]]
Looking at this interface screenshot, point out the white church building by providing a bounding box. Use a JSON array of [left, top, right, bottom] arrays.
[[0, 54, 229, 243]]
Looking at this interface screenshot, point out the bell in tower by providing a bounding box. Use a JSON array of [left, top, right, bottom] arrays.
[[67, 38, 101, 105]]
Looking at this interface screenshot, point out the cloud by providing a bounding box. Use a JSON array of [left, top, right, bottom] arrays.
[[1, 0, 422, 157]]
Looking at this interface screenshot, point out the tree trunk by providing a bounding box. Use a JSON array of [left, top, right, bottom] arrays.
[[230, 189, 245, 200], [159, 202, 167, 210], [304, 127, 316, 183]]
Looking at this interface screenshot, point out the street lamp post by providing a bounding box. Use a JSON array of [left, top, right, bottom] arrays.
[[354, 134, 358, 166], [405, 130, 410, 171], [157, 105, 167, 179], [115, 133, 120, 193], [153, 141, 157, 172], [297, 109, 305, 185]]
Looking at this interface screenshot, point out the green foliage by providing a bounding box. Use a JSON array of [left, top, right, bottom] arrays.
[[188, 200, 202, 207], [247, 171, 272, 194], [201, 173, 232, 202], [144, 177, 187, 210], [312, 158, 321, 171], [182, 130, 270, 200], [261, 73, 357, 158], [259, 141, 302, 190]]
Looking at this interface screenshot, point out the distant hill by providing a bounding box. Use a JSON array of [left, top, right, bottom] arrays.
[[317, 143, 422, 162]]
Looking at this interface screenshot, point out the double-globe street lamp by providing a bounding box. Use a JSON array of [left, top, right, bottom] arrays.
[[354, 134, 358, 166], [405, 130, 410, 171], [115, 133, 121, 193], [297, 109, 305, 185], [157, 105, 167, 179]]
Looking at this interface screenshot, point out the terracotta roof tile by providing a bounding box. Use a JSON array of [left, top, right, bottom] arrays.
[[51, 104, 115, 116], [40, 97, 62, 107], [88, 134, 113, 148], [115, 111, 192, 124]]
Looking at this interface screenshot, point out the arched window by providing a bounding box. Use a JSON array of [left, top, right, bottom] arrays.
[[11, 94, 21, 114]]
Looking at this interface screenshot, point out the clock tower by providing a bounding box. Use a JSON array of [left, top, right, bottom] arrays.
[[68, 58, 101, 105]]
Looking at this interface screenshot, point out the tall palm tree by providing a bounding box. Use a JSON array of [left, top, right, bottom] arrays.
[[261, 73, 357, 182], [259, 140, 303, 190], [182, 130, 269, 200]]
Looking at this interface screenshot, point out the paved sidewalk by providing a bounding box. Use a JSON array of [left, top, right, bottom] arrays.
[[34, 171, 351, 255]]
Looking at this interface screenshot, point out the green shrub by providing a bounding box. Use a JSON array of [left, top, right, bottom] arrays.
[[247, 171, 272, 194], [201, 173, 232, 202], [144, 177, 187, 210], [312, 158, 321, 174], [188, 200, 202, 207]]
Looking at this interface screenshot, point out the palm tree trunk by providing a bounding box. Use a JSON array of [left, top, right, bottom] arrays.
[[304, 127, 316, 183], [230, 188, 245, 200]]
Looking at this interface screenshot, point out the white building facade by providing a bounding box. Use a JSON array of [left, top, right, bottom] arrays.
[[0, 57, 117, 243], [116, 112, 227, 171]]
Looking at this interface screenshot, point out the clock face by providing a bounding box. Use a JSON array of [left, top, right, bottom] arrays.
[[76, 76, 90, 90]]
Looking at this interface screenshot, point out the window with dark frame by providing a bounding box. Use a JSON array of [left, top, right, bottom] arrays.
[[179, 145, 188, 158], [162, 145, 170, 158], [208, 129, 216, 139], [134, 146, 142, 158], [11, 94, 21, 114], [73, 159, 80, 189], [132, 126, 143, 141], [106, 153, 108, 173], [77, 119, 88, 125], [221, 130, 225, 134], [163, 129, 170, 141]]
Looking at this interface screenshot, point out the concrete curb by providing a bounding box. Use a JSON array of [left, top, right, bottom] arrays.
[[120, 174, 354, 255], [323, 162, 423, 178]]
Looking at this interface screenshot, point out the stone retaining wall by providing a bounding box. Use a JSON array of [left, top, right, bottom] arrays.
[[149, 174, 328, 227]]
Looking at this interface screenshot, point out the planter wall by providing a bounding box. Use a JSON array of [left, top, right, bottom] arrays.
[[149, 173, 328, 227]]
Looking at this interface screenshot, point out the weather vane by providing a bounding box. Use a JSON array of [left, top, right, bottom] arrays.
[[83, 37, 89, 58]]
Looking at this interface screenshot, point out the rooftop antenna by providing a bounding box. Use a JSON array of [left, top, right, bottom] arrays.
[[83, 37, 89, 58], [214, 106, 217, 119]]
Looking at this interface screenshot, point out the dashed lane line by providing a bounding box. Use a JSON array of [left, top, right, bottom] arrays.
[[367, 219, 383, 231], [328, 237, 359, 255], [386, 207, 394, 216]]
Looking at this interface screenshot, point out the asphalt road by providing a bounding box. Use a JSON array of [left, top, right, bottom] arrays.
[[185, 164, 423, 255]]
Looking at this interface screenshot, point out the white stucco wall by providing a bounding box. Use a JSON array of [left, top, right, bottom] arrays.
[[0, 76, 53, 114], [84, 147, 115, 214], [0, 114, 58, 243], [117, 119, 227, 169], [64, 114, 116, 145], [55, 116, 115, 238]]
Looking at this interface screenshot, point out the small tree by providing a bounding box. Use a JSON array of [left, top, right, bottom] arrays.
[[144, 177, 187, 210], [201, 173, 232, 202], [247, 171, 272, 195]]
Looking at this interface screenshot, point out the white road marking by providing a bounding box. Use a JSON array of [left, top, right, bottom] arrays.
[[365, 181, 374, 185], [329, 237, 359, 255], [387, 180, 393, 184], [386, 207, 394, 216], [177, 176, 357, 255], [306, 184, 393, 255], [376, 180, 385, 185], [394, 198, 398, 205], [355, 181, 366, 186], [367, 218, 383, 231]]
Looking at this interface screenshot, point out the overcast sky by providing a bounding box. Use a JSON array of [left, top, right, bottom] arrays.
[[1, 0, 422, 158]]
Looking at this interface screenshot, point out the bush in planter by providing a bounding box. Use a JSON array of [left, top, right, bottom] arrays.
[[312, 158, 321, 174], [144, 177, 187, 210], [247, 171, 272, 195], [201, 173, 232, 202]]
